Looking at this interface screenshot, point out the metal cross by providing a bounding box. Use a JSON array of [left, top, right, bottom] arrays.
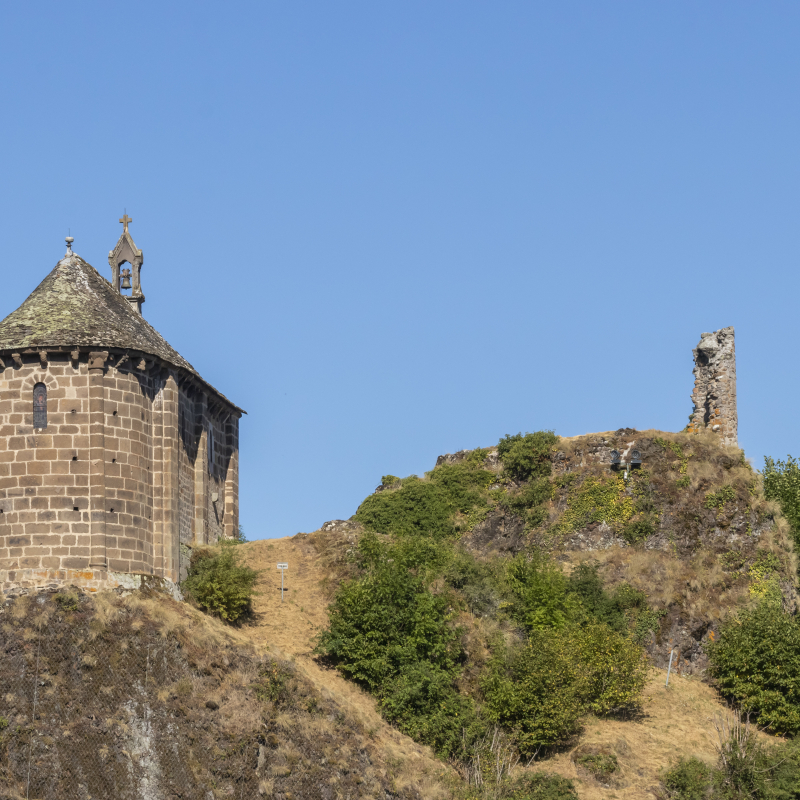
[[119, 214, 132, 232]]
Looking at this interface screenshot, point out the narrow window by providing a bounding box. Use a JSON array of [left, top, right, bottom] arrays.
[[33, 383, 47, 429], [207, 426, 215, 475]]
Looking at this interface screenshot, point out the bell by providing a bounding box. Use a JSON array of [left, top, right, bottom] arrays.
[[121, 271, 132, 290]]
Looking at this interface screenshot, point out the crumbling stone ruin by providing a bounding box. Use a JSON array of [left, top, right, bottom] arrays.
[[0, 217, 244, 594], [688, 326, 737, 447]]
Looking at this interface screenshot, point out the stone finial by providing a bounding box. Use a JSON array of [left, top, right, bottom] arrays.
[[65, 236, 74, 255], [108, 214, 145, 316], [688, 326, 737, 447]]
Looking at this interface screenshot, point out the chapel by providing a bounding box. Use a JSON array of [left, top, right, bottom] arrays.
[[0, 216, 244, 594]]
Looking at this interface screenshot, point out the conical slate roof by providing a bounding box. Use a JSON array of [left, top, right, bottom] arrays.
[[0, 251, 197, 374]]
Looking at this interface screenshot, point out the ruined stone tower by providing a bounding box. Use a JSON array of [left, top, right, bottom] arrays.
[[688, 326, 737, 447], [0, 219, 244, 594]]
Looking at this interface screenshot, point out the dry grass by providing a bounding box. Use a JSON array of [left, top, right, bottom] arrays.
[[235, 531, 455, 798], [532, 668, 777, 800]]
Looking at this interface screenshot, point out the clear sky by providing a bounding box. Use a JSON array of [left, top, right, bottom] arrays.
[[1, 2, 799, 539]]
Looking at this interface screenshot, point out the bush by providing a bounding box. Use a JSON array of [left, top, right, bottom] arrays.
[[355, 478, 456, 538], [501, 478, 553, 527], [573, 622, 649, 716], [574, 749, 618, 781], [660, 735, 800, 800], [182, 543, 260, 623], [621, 518, 655, 545], [482, 631, 585, 752], [498, 431, 558, 482], [707, 602, 800, 736], [316, 533, 475, 757], [661, 757, 712, 799], [379, 661, 483, 759], [505, 552, 582, 631], [482, 621, 647, 754], [764, 456, 800, 549], [506, 773, 578, 799], [568, 563, 663, 642], [355, 462, 494, 539], [443, 549, 503, 616]]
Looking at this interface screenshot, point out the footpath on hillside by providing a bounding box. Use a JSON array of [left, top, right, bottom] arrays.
[[239, 534, 452, 798]]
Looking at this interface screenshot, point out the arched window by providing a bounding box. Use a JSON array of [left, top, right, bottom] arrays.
[[207, 426, 215, 475], [33, 383, 47, 429]]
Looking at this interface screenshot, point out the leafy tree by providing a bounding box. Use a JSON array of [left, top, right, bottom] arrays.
[[505, 552, 582, 631], [498, 431, 558, 482], [182, 543, 260, 623], [355, 462, 494, 539], [316, 533, 476, 757], [707, 601, 800, 736], [483, 622, 647, 754], [764, 456, 800, 548]]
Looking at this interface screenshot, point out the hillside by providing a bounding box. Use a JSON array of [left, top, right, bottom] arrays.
[[0, 582, 448, 800], [237, 527, 779, 800], [2, 426, 798, 800]]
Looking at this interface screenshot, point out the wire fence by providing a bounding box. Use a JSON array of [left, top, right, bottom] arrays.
[[0, 592, 263, 800]]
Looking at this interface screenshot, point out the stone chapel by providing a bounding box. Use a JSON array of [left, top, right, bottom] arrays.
[[0, 217, 244, 594]]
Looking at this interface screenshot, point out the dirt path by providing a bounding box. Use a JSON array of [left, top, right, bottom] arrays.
[[238, 535, 452, 798], [240, 535, 330, 656]]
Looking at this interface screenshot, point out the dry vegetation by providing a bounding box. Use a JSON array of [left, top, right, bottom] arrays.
[[0, 580, 448, 800], [3, 428, 796, 800]]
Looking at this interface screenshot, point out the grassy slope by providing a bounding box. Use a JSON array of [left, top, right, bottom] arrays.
[[237, 524, 780, 800], [0, 580, 449, 800], [239, 529, 452, 798]]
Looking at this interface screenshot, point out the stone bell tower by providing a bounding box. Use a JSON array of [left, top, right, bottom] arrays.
[[108, 213, 145, 315], [688, 326, 738, 447]]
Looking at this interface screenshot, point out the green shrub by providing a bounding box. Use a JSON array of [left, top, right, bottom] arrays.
[[707, 602, 800, 735], [661, 738, 800, 800], [505, 552, 582, 631], [573, 622, 649, 715], [443, 549, 503, 616], [482, 631, 584, 752], [567, 562, 662, 642], [767, 737, 800, 800], [501, 478, 553, 527], [355, 462, 494, 539], [661, 757, 712, 800], [621, 518, 655, 545], [506, 773, 578, 799], [483, 621, 647, 753], [498, 431, 558, 482], [316, 533, 474, 757], [764, 456, 800, 549], [379, 661, 483, 759], [575, 750, 618, 781], [355, 478, 456, 538], [181, 543, 260, 623]]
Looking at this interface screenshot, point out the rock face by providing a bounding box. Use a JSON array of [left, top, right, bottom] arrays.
[[689, 326, 738, 447]]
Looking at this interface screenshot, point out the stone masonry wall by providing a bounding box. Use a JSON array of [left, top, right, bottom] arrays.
[[0, 350, 240, 594], [688, 326, 738, 448]]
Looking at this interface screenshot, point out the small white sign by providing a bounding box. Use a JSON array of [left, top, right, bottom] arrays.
[[276, 563, 288, 570]]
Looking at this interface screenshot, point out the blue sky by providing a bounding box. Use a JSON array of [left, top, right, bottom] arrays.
[[1, 2, 799, 539]]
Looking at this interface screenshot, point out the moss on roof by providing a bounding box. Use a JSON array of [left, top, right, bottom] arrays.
[[0, 253, 199, 374]]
